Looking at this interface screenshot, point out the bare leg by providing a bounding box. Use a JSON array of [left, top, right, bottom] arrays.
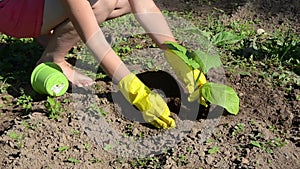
[[37, 0, 131, 87]]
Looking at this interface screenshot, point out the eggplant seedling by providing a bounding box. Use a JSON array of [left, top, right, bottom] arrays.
[[165, 41, 240, 115]]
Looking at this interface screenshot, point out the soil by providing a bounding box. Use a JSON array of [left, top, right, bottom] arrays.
[[0, 0, 299, 169]]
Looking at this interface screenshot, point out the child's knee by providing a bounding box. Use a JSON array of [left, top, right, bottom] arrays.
[[90, 0, 118, 12]]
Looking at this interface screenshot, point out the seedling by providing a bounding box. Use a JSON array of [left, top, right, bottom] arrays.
[[70, 129, 81, 135], [175, 154, 189, 166], [165, 41, 240, 115], [44, 96, 64, 119], [231, 123, 245, 136], [0, 76, 11, 94], [89, 104, 108, 117], [67, 157, 80, 164], [7, 131, 25, 149], [250, 138, 287, 154], [17, 89, 33, 113], [21, 120, 38, 131], [8, 131, 20, 141], [208, 146, 219, 154], [103, 144, 113, 151], [58, 146, 70, 152], [84, 143, 90, 151], [88, 157, 102, 163]]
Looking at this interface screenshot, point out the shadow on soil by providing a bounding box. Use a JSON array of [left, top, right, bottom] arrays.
[[110, 71, 219, 124], [0, 39, 43, 97]]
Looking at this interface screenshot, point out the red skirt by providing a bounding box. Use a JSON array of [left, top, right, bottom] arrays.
[[0, 0, 45, 38]]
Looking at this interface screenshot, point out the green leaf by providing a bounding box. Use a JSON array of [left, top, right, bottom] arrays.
[[68, 157, 80, 164], [164, 41, 222, 72], [251, 141, 261, 147], [103, 144, 113, 151], [47, 96, 55, 106], [212, 31, 244, 46], [186, 28, 212, 41], [58, 146, 70, 152], [208, 146, 219, 154], [191, 50, 222, 73], [200, 82, 240, 115], [164, 41, 200, 69], [165, 41, 187, 54]]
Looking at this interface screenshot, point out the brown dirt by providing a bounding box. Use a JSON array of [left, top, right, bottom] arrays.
[[0, 0, 299, 169]]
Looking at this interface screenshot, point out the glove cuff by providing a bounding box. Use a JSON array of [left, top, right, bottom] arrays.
[[118, 73, 151, 110]]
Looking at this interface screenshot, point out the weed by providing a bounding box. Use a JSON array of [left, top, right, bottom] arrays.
[[131, 156, 160, 168], [84, 143, 90, 151], [174, 154, 189, 166], [70, 129, 81, 135], [232, 123, 245, 136], [8, 131, 20, 141], [103, 144, 113, 151], [0, 76, 11, 94], [95, 72, 107, 80], [7, 131, 25, 149], [88, 157, 102, 163], [113, 157, 126, 165], [67, 157, 80, 164], [21, 120, 38, 131], [89, 104, 108, 117], [206, 138, 215, 144], [44, 96, 64, 119], [186, 146, 193, 153], [208, 146, 219, 155], [58, 146, 70, 152], [138, 131, 144, 139], [250, 138, 287, 154], [16, 89, 33, 113]]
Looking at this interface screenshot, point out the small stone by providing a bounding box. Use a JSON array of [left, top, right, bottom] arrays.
[[224, 151, 231, 156], [205, 155, 214, 164], [190, 128, 198, 138], [199, 151, 205, 157], [132, 128, 139, 136], [122, 163, 130, 168], [241, 158, 249, 164], [8, 141, 14, 148], [256, 28, 265, 35]]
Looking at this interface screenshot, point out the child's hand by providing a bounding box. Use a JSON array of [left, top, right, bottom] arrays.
[[164, 44, 208, 106], [118, 73, 176, 129]]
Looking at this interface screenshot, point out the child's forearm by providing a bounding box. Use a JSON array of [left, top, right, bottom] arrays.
[[86, 30, 131, 83], [129, 0, 176, 49], [61, 0, 130, 82]]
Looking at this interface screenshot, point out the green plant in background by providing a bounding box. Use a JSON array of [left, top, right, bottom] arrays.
[[199, 30, 245, 49], [16, 89, 33, 113], [208, 146, 219, 154], [67, 157, 80, 164], [89, 103, 108, 117], [231, 123, 245, 136], [89, 157, 102, 163], [84, 143, 90, 151], [70, 129, 81, 135], [165, 41, 240, 115], [44, 96, 64, 119], [7, 131, 25, 149], [21, 120, 39, 131], [0, 76, 11, 94], [58, 146, 70, 152], [250, 137, 287, 154], [131, 156, 160, 168]]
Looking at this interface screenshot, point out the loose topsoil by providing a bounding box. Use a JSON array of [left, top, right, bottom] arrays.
[[0, 0, 299, 169]]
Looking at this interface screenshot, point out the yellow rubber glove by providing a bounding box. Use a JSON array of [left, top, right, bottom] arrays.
[[164, 48, 208, 107], [118, 73, 176, 129]]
